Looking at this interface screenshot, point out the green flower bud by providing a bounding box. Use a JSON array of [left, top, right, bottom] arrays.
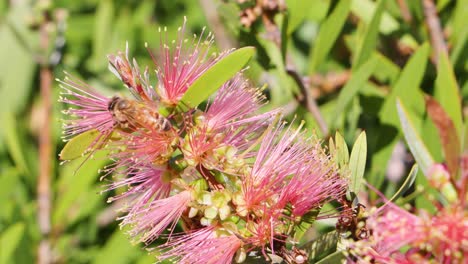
[[204, 206, 218, 219]]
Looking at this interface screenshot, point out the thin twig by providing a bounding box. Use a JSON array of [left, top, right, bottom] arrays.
[[397, 0, 412, 23], [199, 0, 236, 50], [37, 11, 53, 264], [286, 67, 329, 136], [422, 0, 448, 66]]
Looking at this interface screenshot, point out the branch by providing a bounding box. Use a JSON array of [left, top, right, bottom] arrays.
[[37, 11, 53, 264], [422, 0, 448, 66], [286, 67, 329, 136], [397, 0, 412, 23]]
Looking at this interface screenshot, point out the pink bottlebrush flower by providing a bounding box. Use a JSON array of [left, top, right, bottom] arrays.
[[348, 203, 428, 263], [280, 155, 346, 217], [111, 128, 177, 165], [58, 73, 115, 141], [108, 43, 157, 102], [429, 206, 468, 263], [366, 204, 427, 259], [351, 204, 468, 263], [245, 211, 286, 256], [151, 18, 230, 106], [242, 122, 315, 211], [105, 162, 171, 213], [204, 74, 277, 152], [204, 74, 266, 131], [120, 190, 192, 244], [157, 227, 242, 264], [181, 75, 275, 169]]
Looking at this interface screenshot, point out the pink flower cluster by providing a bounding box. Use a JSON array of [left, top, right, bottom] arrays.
[[348, 163, 468, 264], [59, 20, 347, 263]]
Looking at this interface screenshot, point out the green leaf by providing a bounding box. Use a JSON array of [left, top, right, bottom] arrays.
[[379, 43, 429, 127], [353, 0, 385, 68], [334, 132, 349, 168], [452, 0, 468, 39], [450, 28, 468, 66], [179, 47, 255, 110], [388, 164, 418, 203], [315, 250, 345, 264], [0, 223, 25, 264], [92, 229, 141, 264], [0, 22, 36, 149], [372, 52, 401, 83], [3, 113, 29, 175], [350, 0, 399, 34], [90, 0, 114, 72], [332, 57, 377, 127], [285, 0, 315, 34], [301, 231, 339, 262], [53, 150, 109, 225], [396, 99, 435, 175], [59, 129, 101, 161], [308, 0, 351, 74], [349, 131, 367, 194], [371, 44, 429, 182], [434, 53, 462, 137]]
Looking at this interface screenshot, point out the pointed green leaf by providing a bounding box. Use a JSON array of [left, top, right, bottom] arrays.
[[349, 131, 367, 194], [334, 132, 349, 168], [59, 129, 101, 160], [396, 99, 435, 175], [388, 164, 418, 203], [371, 44, 429, 185], [179, 47, 255, 110], [308, 0, 350, 74], [450, 28, 468, 65], [353, 0, 385, 68], [434, 53, 462, 137], [379, 43, 429, 127], [3, 113, 30, 175], [332, 57, 377, 127], [350, 0, 399, 34], [285, 0, 319, 34], [0, 223, 25, 264]]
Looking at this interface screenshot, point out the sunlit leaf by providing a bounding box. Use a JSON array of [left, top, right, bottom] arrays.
[[285, 0, 315, 34], [434, 53, 462, 137], [92, 229, 141, 264], [0, 223, 25, 264], [179, 47, 255, 110], [3, 113, 30, 175], [334, 132, 349, 169], [351, 0, 399, 34], [425, 96, 461, 178], [308, 0, 350, 74], [353, 0, 385, 68], [349, 131, 367, 194], [332, 57, 377, 127], [89, 0, 114, 72], [396, 99, 435, 175], [59, 129, 101, 160], [371, 52, 401, 83], [54, 150, 109, 225]]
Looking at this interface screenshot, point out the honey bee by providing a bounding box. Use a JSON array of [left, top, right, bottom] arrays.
[[108, 96, 172, 132]]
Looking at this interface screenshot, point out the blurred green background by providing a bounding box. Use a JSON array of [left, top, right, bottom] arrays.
[[0, 0, 467, 263]]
